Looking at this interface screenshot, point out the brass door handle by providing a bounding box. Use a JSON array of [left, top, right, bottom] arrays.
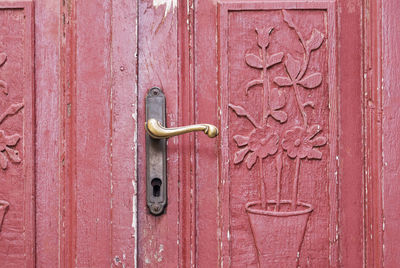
[[145, 118, 219, 139], [145, 87, 218, 215]]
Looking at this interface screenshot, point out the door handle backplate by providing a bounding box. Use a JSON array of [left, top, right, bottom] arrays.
[[146, 87, 167, 215], [145, 87, 218, 215]]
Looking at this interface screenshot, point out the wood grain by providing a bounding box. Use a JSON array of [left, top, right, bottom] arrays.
[[0, 1, 34, 266]]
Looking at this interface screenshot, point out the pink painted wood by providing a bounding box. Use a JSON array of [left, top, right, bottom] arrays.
[[0, 0, 395, 266], [381, 0, 400, 266], [137, 0, 364, 267], [34, 0, 138, 267], [0, 1, 35, 266]]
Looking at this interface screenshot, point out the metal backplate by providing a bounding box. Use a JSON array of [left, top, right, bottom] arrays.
[[146, 87, 167, 215]]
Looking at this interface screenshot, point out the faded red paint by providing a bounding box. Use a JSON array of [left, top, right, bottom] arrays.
[[0, 0, 397, 266], [0, 1, 34, 266]]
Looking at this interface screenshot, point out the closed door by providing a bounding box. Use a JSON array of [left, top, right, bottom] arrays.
[[137, 1, 362, 267], [0, 0, 399, 267]]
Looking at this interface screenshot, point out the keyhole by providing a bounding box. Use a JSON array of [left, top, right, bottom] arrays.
[[151, 178, 162, 197]]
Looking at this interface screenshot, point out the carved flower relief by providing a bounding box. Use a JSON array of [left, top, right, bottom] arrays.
[[273, 53, 323, 90], [273, 11, 325, 92], [255, 27, 273, 48], [0, 130, 21, 169], [281, 124, 327, 160], [233, 127, 279, 169]]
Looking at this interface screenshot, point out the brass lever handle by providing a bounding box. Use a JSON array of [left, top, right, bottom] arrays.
[[145, 118, 219, 139]]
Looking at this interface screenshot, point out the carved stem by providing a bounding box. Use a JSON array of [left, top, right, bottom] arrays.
[[262, 46, 270, 125], [293, 84, 308, 127], [259, 157, 266, 209], [275, 151, 283, 211], [298, 51, 311, 81], [291, 157, 301, 211], [293, 27, 311, 81]]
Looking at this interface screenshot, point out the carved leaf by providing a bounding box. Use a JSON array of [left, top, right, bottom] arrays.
[[303, 101, 315, 108], [0, 153, 7, 169], [246, 152, 257, 169], [0, 103, 24, 123], [245, 79, 263, 95], [5, 134, 21, 146], [282, 10, 296, 29], [234, 147, 249, 164], [267, 52, 284, 68], [0, 80, 7, 95], [245, 54, 263, 69], [307, 124, 322, 138], [306, 29, 324, 51], [0, 53, 7, 67], [271, 110, 288, 123], [5, 148, 21, 163], [298, 73, 322, 89], [233, 135, 249, 147], [273, 77, 292, 87], [229, 104, 259, 128], [270, 88, 286, 110], [312, 136, 327, 147], [307, 148, 323, 160], [229, 104, 249, 117], [285, 54, 301, 80]]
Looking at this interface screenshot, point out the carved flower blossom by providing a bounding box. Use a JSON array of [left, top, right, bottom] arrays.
[[255, 27, 273, 48], [233, 126, 279, 169], [281, 125, 327, 159], [0, 130, 21, 169]]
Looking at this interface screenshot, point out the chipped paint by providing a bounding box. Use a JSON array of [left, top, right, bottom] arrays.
[[153, 0, 177, 17], [132, 179, 137, 267]]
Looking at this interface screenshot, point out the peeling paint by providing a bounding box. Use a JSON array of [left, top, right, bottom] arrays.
[[132, 179, 137, 267], [153, 0, 177, 17], [152, 244, 165, 263], [132, 180, 137, 229]]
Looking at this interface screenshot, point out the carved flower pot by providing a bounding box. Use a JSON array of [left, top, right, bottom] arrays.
[[246, 200, 313, 267], [0, 200, 9, 230]]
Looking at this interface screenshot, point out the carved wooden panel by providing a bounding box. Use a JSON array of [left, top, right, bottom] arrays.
[[218, 2, 337, 267], [0, 2, 34, 266]]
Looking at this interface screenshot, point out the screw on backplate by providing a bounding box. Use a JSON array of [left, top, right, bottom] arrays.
[[150, 87, 160, 96], [152, 204, 161, 213]]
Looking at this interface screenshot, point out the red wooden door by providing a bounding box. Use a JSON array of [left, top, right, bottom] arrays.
[[137, 1, 362, 267], [0, 0, 399, 267]]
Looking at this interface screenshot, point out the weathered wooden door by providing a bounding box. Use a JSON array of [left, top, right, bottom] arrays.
[[136, 1, 363, 267], [0, 0, 399, 267]]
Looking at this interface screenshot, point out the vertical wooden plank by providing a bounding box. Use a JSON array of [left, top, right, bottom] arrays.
[[61, 0, 78, 266], [382, 0, 400, 266], [0, 2, 35, 266], [177, 0, 196, 267], [110, 0, 138, 266], [37, 0, 140, 266], [363, 0, 384, 266], [35, 0, 62, 260], [36, 0, 75, 265], [336, 0, 364, 267], [194, 0, 220, 266], [75, 0, 112, 266], [138, 0, 180, 266]]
